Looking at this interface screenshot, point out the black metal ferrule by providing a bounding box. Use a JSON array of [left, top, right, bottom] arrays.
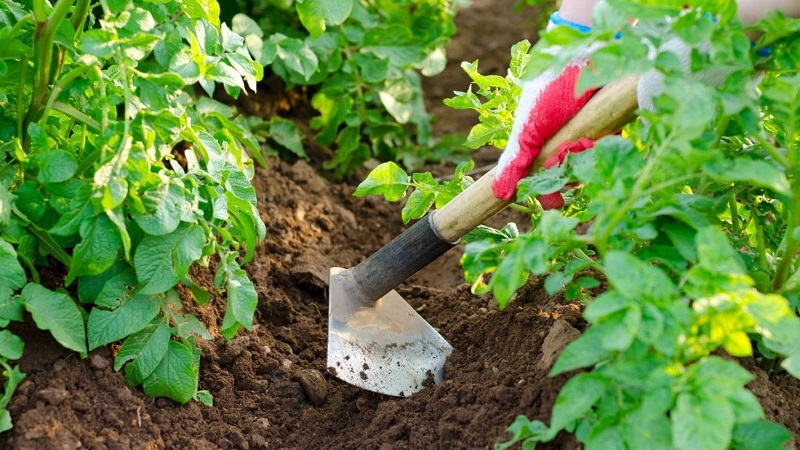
[[351, 213, 455, 302]]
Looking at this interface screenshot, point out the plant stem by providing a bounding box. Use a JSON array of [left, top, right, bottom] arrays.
[[39, 64, 95, 126], [752, 132, 791, 171], [24, 0, 77, 139], [754, 214, 769, 274], [51, 101, 101, 131], [773, 179, 800, 290], [12, 210, 72, 267], [729, 193, 741, 236]]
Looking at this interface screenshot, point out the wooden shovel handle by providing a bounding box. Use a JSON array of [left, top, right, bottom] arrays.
[[431, 76, 640, 243]]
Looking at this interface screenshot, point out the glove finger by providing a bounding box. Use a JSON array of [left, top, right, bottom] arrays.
[[538, 192, 565, 210], [543, 137, 597, 169]]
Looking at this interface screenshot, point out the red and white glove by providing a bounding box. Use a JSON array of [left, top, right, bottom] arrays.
[[492, 43, 599, 202]]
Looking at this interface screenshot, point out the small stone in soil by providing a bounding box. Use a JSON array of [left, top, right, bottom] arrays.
[[89, 354, 110, 370], [38, 387, 68, 406], [293, 369, 328, 406]]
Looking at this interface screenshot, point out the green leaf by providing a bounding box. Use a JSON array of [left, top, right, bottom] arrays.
[[135, 225, 204, 295], [173, 312, 213, 340], [269, 117, 307, 159], [227, 268, 257, 331], [548, 373, 607, 434], [272, 35, 318, 80], [35, 149, 78, 184], [603, 251, 676, 302], [705, 157, 791, 197], [142, 339, 198, 404], [695, 227, 746, 275], [87, 295, 161, 350], [66, 214, 123, 285], [353, 162, 409, 202], [464, 123, 502, 149], [296, 0, 353, 38], [0, 239, 25, 291], [551, 327, 612, 376], [671, 393, 734, 450], [0, 330, 23, 360], [22, 284, 87, 355], [516, 166, 569, 202], [194, 389, 214, 406], [491, 236, 547, 308], [401, 189, 435, 224], [133, 183, 188, 236], [115, 323, 171, 381], [732, 420, 792, 450]]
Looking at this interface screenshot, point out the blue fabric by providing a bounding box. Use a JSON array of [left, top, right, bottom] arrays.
[[550, 11, 592, 34]]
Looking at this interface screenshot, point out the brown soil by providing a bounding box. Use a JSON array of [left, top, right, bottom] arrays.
[[4, 1, 800, 450]]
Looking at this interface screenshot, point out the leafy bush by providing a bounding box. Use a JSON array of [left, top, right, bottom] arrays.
[[0, 0, 265, 430], [358, 1, 800, 448], [224, 0, 464, 176]]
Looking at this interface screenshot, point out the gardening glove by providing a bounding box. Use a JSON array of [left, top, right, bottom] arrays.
[[537, 137, 596, 209], [492, 12, 600, 202]]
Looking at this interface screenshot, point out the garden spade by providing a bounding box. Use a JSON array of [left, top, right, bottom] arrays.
[[328, 76, 640, 397]]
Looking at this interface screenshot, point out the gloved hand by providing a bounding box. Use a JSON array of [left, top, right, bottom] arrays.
[[492, 12, 600, 202]]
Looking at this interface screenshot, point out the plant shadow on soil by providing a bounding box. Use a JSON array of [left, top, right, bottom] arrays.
[[4, 1, 800, 449]]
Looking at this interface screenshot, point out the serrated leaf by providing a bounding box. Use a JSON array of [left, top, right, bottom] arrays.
[[491, 236, 547, 308], [353, 162, 409, 202], [22, 284, 86, 355], [87, 295, 161, 350], [142, 339, 198, 404], [115, 323, 171, 381]]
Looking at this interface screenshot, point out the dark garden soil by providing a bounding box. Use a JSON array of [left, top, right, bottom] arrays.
[[4, 1, 800, 449]]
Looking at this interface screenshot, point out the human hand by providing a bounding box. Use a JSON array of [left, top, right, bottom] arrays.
[[492, 13, 600, 201]]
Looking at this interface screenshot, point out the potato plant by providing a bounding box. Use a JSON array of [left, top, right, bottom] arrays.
[[0, 0, 266, 430], [225, 0, 465, 176], [357, 1, 800, 448]]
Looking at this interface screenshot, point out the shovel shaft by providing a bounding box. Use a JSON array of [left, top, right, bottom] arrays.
[[346, 76, 639, 303]]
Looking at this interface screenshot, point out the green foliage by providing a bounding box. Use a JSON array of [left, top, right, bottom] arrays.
[[444, 40, 531, 150], [227, 0, 464, 176], [0, 0, 266, 429], [360, 1, 800, 448], [353, 160, 474, 223]]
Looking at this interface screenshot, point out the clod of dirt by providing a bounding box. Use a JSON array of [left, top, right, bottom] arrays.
[[290, 160, 327, 194], [89, 353, 110, 370], [37, 388, 68, 406], [290, 253, 330, 290], [537, 319, 581, 371], [219, 336, 250, 365], [293, 369, 329, 406]]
